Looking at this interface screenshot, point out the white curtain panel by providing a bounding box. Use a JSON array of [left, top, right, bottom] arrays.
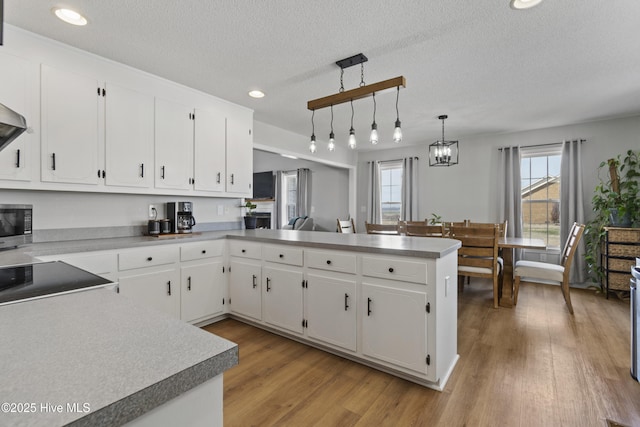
[[560, 140, 587, 283], [366, 161, 381, 223], [401, 157, 419, 221], [296, 168, 311, 217], [499, 146, 523, 261]]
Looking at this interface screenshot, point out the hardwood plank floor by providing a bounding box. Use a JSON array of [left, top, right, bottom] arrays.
[[204, 280, 640, 427]]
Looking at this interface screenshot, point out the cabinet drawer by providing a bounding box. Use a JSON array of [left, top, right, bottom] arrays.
[[608, 272, 633, 291], [606, 244, 640, 258], [263, 245, 303, 266], [606, 257, 637, 272], [181, 240, 224, 261], [305, 250, 356, 274], [118, 245, 179, 271], [361, 256, 427, 284], [228, 240, 261, 259]]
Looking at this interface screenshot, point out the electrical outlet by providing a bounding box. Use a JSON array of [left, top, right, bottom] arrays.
[[539, 253, 547, 262], [148, 204, 157, 219], [445, 276, 450, 297], [217, 205, 224, 216]]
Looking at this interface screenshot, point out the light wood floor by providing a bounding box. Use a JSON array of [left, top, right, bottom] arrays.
[[204, 280, 640, 427]]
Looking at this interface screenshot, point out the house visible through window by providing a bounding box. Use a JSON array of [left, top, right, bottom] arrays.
[[521, 148, 561, 248], [379, 160, 403, 224]]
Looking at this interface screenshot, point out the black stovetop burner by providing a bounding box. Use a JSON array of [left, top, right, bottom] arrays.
[[0, 261, 112, 306]]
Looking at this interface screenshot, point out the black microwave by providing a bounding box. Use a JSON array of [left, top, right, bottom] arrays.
[[0, 204, 32, 249]]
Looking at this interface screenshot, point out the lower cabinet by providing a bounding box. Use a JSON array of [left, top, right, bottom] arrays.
[[229, 259, 262, 321], [181, 260, 225, 323], [262, 265, 304, 335], [305, 272, 357, 352], [361, 281, 428, 375], [119, 267, 181, 319]]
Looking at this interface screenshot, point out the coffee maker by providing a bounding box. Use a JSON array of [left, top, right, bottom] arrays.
[[167, 202, 196, 234]]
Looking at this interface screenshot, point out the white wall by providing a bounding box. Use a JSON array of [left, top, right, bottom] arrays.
[[355, 115, 640, 229], [253, 150, 350, 232]]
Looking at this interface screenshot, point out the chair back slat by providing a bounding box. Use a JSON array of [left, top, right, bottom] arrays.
[[337, 218, 356, 233], [365, 222, 399, 235], [467, 220, 508, 237], [405, 223, 445, 237], [561, 222, 585, 270]]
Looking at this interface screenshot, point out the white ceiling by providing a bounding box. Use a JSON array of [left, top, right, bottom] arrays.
[[5, 0, 640, 152]]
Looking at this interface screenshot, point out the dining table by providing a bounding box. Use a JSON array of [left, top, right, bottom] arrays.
[[498, 236, 546, 306]]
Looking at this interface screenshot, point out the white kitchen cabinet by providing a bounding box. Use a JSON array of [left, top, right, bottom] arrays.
[[262, 265, 304, 335], [225, 106, 253, 196], [119, 267, 181, 319], [0, 51, 35, 182], [181, 260, 225, 323], [104, 82, 154, 188], [193, 107, 226, 193], [154, 97, 194, 190], [41, 65, 100, 185], [229, 259, 262, 321], [305, 272, 357, 352], [361, 281, 428, 375]]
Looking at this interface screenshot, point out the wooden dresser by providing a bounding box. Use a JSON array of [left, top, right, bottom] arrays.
[[603, 227, 640, 296]]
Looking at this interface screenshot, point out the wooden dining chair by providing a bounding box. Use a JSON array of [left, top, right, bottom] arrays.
[[450, 225, 502, 308], [365, 222, 400, 235], [513, 222, 585, 314], [337, 218, 356, 233], [405, 223, 445, 237]]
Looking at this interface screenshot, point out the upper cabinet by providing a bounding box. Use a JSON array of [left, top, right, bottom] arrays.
[[226, 107, 253, 196], [193, 107, 226, 193], [104, 83, 154, 188], [0, 52, 36, 182], [40, 65, 100, 185], [154, 98, 195, 191]]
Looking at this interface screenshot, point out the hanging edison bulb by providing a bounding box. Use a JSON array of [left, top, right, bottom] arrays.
[[328, 105, 335, 151], [309, 110, 317, 153], [348, 99, 357, 149], [393, 86, 402, 143], [370, 93, 378, 145]]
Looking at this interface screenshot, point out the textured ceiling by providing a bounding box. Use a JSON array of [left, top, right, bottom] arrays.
[[5, 0, 640, 152]]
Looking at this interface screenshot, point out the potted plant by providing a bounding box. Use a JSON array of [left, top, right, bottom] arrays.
[[584, 149, 640, 289], [429, 213, 442, 225], [243, 201, 258, 229]]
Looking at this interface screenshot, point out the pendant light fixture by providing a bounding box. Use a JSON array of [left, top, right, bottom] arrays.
[[429, 115, 458, 166], [328, 105, 335, 151], [369, 93, 378, 145], [306, 53, 406, 153], [393, 87, 402, 143], [348, 99, 357, 149], [309, 110, 317, 153]]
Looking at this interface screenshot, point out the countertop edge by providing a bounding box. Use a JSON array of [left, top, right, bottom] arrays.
[[68, 345, 239, 427]]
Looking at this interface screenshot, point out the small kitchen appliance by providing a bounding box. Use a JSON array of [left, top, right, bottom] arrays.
[[167, 202, 196, 234], [0, 204, 32, 249]]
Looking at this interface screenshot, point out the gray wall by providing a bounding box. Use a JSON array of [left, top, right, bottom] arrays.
[[253, 149, 350, 232], [356, 114, 640, 230]]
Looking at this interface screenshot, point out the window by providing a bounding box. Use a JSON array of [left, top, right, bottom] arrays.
[[379, 160, 403, 224], [521, 148, 561, 248], [280, 171, 297, 227]]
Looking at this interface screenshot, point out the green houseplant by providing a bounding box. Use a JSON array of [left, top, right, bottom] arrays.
[[584, 149, 640, 289], [243, 201, 258, 229]]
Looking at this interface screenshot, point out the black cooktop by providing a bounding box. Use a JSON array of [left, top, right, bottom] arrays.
[[0, 261, 112, 306]]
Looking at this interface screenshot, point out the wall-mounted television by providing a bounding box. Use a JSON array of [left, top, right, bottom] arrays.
[[252, 171, 274, 199]]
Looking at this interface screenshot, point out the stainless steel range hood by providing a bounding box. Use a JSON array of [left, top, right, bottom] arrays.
[[0, 103, 27, 152]]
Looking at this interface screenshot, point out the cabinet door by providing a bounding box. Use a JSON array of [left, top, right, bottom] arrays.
[[104, 83, 154, 188], [229, 259, 262, 320], [118, 268, 180, 319], [263, 265, 303, 334], [361, 282, 428, 375], [0, 52, 34, 181], [181, 260, 224, 323], [225, 107, 252, 195], [306, 273, 356, 352], [193, 107, 226, 192], [41, 65, 100, 184], [154, 97, 194, 190]]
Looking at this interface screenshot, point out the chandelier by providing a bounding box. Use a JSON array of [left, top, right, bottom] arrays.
[[429, 115, 459, 167], [307, 53, 406, 152]]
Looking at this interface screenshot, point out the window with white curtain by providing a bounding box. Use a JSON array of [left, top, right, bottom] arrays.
[[379, 160, 403, 224], [520, 146, 562, 248], [280, 171, 297, 227]]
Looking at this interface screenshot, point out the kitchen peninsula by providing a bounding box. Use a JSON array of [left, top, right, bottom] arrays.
[[0, 229, 460, 425]]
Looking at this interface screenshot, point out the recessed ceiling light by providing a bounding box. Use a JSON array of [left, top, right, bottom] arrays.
[[248, 90, 265, 99], [510, 0, 543, 10], [53, 8, 88, 26]]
